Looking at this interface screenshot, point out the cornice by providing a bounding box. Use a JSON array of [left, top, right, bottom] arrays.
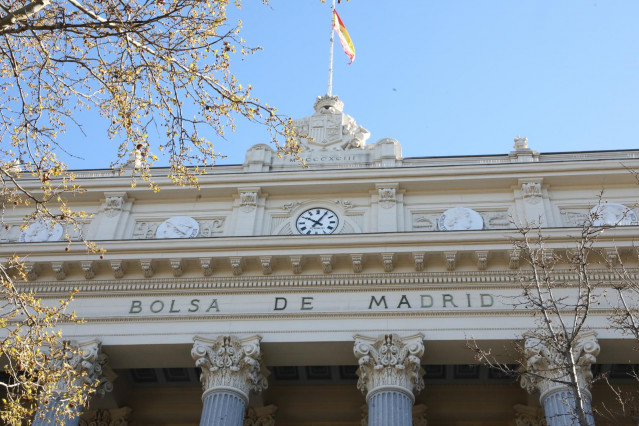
[[10, 151, 639, 196], [16, 269, 639, 297]]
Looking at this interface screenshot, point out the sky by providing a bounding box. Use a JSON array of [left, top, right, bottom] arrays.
[[60, 0, 639, 169]]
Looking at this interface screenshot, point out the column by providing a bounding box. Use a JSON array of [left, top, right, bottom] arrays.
[[354, 333, 425, 426], [33, 339, 114, 426], [520, 331, 600, 426], [192, 335, 268, 426]]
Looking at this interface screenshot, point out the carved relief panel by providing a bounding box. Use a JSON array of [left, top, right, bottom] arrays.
[[132, 217, 225, 239]]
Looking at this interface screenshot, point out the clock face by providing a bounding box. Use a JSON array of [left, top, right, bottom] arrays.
[[296, 208, 339, 235]]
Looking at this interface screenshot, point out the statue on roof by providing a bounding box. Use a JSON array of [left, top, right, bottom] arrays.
[[292, 95, 370, 151]]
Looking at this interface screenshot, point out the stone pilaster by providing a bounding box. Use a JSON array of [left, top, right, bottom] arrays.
[[354, 333, 425, 426], [520, 331, 599, 426], [92, 192, 133, 240], [192, 335, 268, 426], [233, 188, 264, 236], [33, 339, 114, 426]]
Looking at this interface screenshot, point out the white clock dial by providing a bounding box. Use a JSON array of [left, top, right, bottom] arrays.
[[296, 208, 339, 235], [156, 216, 200, 239]]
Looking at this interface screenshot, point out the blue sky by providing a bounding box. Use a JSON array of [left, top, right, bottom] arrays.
[[61, 1, 639, 168]]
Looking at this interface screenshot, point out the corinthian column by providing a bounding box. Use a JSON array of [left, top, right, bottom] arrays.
[[192, 335, 268, 426], [354, 333, 425, 426], [520, 331, 599, 426], [33, 339, 114, 426]]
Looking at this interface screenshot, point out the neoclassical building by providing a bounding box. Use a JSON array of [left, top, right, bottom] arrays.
[[4, 96, 639, 425]]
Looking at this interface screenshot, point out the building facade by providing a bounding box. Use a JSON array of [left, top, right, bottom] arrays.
[[4, 96, 639, 425]]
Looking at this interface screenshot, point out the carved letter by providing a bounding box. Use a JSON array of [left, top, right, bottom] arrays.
[[397, 295, 412, 309], [189, 299, 200, 313], [421, 295, 433, 308], [274, 297, 287, 311], [442, 294, 458, 308], [480, 294, 494, 307], [129, 300, 142, 314], [301, 297, 314, 310], [368, 296, 388, 309], [206, 299, 220, 313], [150, 300, 164, 313], [169, 300, 180, 313]]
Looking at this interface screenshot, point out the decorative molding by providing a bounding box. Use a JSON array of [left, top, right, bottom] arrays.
[[260, 256, 273, 275], [230, 257, 243, 276], [52, 262, 66, 280], [24, 262, 39, 281], [103, 194, 127, 218], [239, 190, 259, 213], [413, 252, 425, 272], [509, 249, 521, 270], [513, 404, 546, 426], [354, 333, 425, 401], [520, 331, 599, 400], [412, 404, 428, 426], [192, 335, 268, 402], [411, 214, 436, 231], [170, 259, 183, 277], [560, 210, 587, 227], [79, 407, 132, 426], [351, 254, 363, 273], [377, 187, 397, 209], [321, 255, 333, 274], [382, 253, 394, 273], [110, 260, 125, 279], [444, 251, 457, 271], [475, 251, 488, 271], [604, 248, 619, 265], [244, 404, 277, 426], [334, 200, 355, 210], [521, 181, 542, 204], [140, 259, 154, 278], [81, 261, 95, 280], [290, 256, 303, 274], [200, 258, 213, 277]]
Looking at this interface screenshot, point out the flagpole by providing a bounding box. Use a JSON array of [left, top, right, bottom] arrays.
[[327, 0, 335, 96]]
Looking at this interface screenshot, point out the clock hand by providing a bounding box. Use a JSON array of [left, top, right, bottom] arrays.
[[316, 210, 329, 224], [301, 215, 322, 227]]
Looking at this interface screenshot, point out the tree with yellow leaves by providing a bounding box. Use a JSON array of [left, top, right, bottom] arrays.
[[0, 0, 300, 423]]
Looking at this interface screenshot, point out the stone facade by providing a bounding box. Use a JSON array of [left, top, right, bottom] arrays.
[[4, 98, 639, 424]]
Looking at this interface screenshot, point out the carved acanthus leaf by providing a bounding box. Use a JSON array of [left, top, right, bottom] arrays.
[[192, 335, 268, 401], [354, 333, 425, 398]]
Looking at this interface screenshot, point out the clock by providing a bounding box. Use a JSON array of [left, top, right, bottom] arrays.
[[296, 208, 339, 235], [156, 216, 200, 239]]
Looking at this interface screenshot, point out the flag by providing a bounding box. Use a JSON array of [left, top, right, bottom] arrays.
[[333, 10, 355, 64]]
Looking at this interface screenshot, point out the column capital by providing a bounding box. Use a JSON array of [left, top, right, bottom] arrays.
[[520, 331, 599, 400], [192, 335, 268, 402], [353, 333, 425, 401], [58, 339, 114, 397]]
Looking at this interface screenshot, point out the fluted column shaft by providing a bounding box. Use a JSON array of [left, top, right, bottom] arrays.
[[200, 390, 246, 426], [192, 335, 268, 426], [520, 331, 599, 426], [367, 389, 414, 426], [32, 400, 80, 426], [542, 388, 594, 426], [354, 333, 425, 426]]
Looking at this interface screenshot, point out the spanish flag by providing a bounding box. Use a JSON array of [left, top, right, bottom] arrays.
[[333, 10, 355, 64]]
